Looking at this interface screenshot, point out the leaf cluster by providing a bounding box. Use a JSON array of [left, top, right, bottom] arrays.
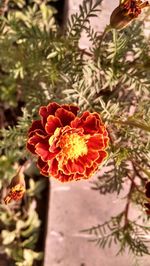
[[0, 174, 46, 265]]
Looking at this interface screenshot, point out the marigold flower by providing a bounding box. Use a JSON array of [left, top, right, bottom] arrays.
[[110, 0, 150, 30], [4, 172, 25, 204], [27, 102, 109, 182]]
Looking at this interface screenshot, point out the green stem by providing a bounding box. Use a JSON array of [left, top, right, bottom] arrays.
[[114, 119, 150, 132], [124, 176, 135, 226], [94, 24, 112, 58], [100, 25, 112, 44]]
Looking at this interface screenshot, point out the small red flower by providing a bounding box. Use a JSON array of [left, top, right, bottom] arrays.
[[4, 172, 25, 204], [27, 102, 109, 182], [110, 0, 150, 30]]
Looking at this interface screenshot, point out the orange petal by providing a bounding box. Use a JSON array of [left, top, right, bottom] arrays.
[[66, 159, 85, 174], [48, 158, 59, 176], [57, 172, 74, 182], [92, 112, 103, 124], [103, 136, 109, 148], [28, 120, 44, 135], [47, 102, 60, 114], [39, 102, 60, 126], [88, 135, 105, 150], [45, 115, 62, 135], [28, 134, 48, 146], [96, 151, 108, 164], [84, 150, 99, 165], [61, 104, 79, 115], [37, 157, 49, 176], [83, 115, 99, 134], [71, 111, 90, 128], [85, 164, 97, 178], [35, 142, 56, 161], [55, 108, 75, 126], [26, 142, 36, 154]]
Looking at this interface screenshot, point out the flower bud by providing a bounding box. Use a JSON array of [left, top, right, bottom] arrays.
[[4, 170, 25, 204], [110, 0, 150, 30]]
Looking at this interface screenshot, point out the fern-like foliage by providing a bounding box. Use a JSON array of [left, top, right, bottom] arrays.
[[83, 217, 150, 256]]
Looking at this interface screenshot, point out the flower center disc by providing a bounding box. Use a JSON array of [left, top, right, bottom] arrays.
[[59, 133, 88, 161]]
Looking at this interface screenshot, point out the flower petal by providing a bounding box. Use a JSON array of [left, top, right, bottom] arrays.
[[71, 112, 104, 135], [85, 163, 97, 178], [37, 157, 49, 176], [28, 120, 45, 135], [48, 158, 59, 176], [55, 108, 75, 126], [88, 135, 105, 150], [62, 104, 79, 115], [71, 111, 89, 129], [66, 159, 85, 174], [83, 115, 99, 134], [26, 142, 36, 154], [83, 150, 99, 166], [45, 115, 62, 135], [27, 134, 49, 154], [96, 151, 107, 164], [28, 134, 47, 146], [58, 172, 74, 182], [39, 102, 60, 126], [35, 141, 56, 161], [47, 102, 60, 114], [103, 136, 109, 148]]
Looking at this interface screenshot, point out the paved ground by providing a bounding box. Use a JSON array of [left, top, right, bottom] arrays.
[[44, 1, 150, 266], [44, 178, 150, 266]]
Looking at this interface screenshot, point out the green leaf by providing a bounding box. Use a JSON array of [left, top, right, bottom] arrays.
[[2, 230, 16, 245]]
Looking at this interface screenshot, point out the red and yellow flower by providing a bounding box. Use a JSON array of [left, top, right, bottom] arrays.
[[27, 102, 109, 182], [110, 0, 150, 30], [4, 172, 25, 204]]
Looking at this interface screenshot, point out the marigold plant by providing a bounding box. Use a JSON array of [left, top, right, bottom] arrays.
[[0, 0, 150, 263]]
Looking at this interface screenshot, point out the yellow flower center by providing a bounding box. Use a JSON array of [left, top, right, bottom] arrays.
[[59, 132, 88, 161], [11, 184, 25, 194]]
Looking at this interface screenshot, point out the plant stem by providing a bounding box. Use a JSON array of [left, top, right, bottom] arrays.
[[79, 48, 93, 57], [94, 25, 112, 58], [132, 160, 148, 182], [127, 174, 144, 194], [124, 176, 135, 226], [114, 119, 150, 132]]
